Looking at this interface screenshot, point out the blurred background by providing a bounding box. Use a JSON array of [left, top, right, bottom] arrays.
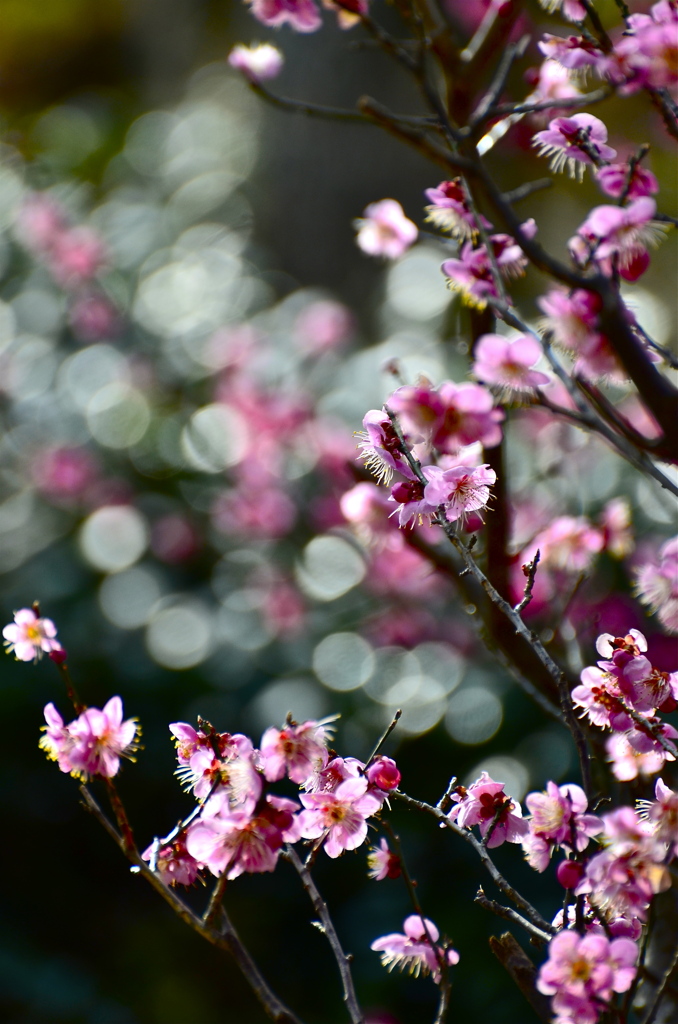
[[1, 1, 676, 1022]]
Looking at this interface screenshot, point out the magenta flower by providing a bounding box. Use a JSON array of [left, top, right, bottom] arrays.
[[367, 837, 401, 880], [365, 755, 401, 792], [248, 0, 322, 32], [297, 776, 382, 858], [450, 772, 528, 848], [48, 227, 106, 288], [635, 536, 678, 635], [473, 333, 550, 391], [638, 778, 678, 857], [537, 285, 624, 381], [538, 33, 604, 72], [423, 464, 496, 524], [355, 409, 412, 485], [389, 476, 438, 529], [3, 608, 62, 662], [423, 178, 491, 240], [441, 228, 530, 310], [387, 382, 445, 442], [607, 731, 666, 782], [533, 113, 616, 181], [259, 718, 331, 784], [612, 1, 678, 91], [572, 665, 631, 731], [39, 703, 77, 775], [537, 930, 638, 1016], [186, 794, 300, 878], [570, 197, 666, 281], [66, 697, 140, 779], [525, 781, 602, 852], [142, 838, 201, 887], [527, 516, 604, 573], [371, 915, 459, 982], [228, 43, 284, 82], [354, 199, 418, 259], [432, 381, 504, 453], [176, 732, 262, 806], [595, 163, 659, 201]]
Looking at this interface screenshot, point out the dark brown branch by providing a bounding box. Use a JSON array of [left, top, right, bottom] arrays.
[[474, 888, 551, 944], [79, 786, 305, 1024], [488, 933, 552, 1023], [284, 845, 364, 1024]]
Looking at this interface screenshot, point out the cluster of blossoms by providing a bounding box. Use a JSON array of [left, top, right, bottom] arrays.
[[573, 629, 678, 781], [356, 378, 507, 530], [41, 697, 139, 781], [144, 716, 404, 883]]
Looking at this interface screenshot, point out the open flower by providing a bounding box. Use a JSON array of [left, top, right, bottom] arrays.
[[228, 43, 284, 82], [473, 333, 550, 391], [248, 0, 322, 32], [297, 777, 381, 857], [533, 113, 616, 180], [354, 199, 418, 259], [423, 464, 496, 524], [371, 915, 459, 982], [450, 772, 528, 847], [3, 608, 62, 662], [424, 179, 491, 239]]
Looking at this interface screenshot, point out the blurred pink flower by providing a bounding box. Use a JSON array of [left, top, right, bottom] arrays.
[[228, 43, 284, 81], [249, 0, 322, 31], [371, 915, 459, 982], [473, 333, 550, 390], [354, 199, 418, 259], [367, 837, 401, 880], [3, 607, 61, 662]]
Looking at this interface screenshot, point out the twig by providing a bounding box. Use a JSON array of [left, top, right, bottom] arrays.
[[79, 785, 305, 1024], [501, 179, 553, 204], [394, 791, 555, 935], [513, 550, 540, 614], [365, 708, 402, 766], [470, 36, 530, 127], [284, 845, 364, 1024], [248, 82, 379, 124], [474, 888, 551, 944], [488, 88, 611, 120], [203, 869, 230, 929]]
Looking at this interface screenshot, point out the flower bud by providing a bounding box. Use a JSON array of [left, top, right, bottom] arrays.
[[366, 756, 401, 792]]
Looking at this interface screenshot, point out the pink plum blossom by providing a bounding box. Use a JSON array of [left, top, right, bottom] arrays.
[[599, 498, 634, 559], [259, 718, 331, 784], [66, 697, 139, 779], [635, 536, 678, 634], [537, 285, 628, 381], [423, 464, 496, 524], [365, 756, 401, 792], [142, 838, 201, 887], [638, 778, 678, 857], [3, 608, 62, 662], [186, 794, 300, 878], [228, 43, 284, 82], [31, 447, 99, 502], [532, 114, 616, 180], [611, 1, 678, 91], [248, 0, 322, 32], [48, 227, 106, 288], [569, 197, 667, 282], [441, 228, 531, 310], [371, 915, 459, 982], [294, 299, 353, 353], [431, 381, 504, 453], [472, 333, 550, 391], [367, 838, 401, 880], [297, 776, 382, 857], [354, 199, 418, 259], [595, 163, 659, 201], [538, 34, 604, 72], [68, 293, 120, 341], [525, 516, 604, 573], [525, 781, 603, 853], [41, 697, 139, 781], [423, 178, 491, 239], [389, 476, 438, 529], [450, 772, 528, 848], [355, 409, 413, 484], [607, 731, 667, 781], [176, 732, 262, 806], [537, 930, 638, 1014]]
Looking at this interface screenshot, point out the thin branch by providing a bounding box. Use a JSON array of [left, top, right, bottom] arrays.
[[365, 708, 402, 766], [501, 178, 553, 204], [284, 845, 364, 1024], [513, 550, 540, 614], [395, 791, 555, 935], [79, 786, 305, 1024], [474, 888, 551, 944], [470, 36, 530, 127], [248, 82, 379, 124], [358, 96, 475, 173], [488, 88, 611, 120]]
